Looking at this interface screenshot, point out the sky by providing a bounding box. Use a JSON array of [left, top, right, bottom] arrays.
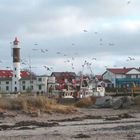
[[0, 0, 140, 75]]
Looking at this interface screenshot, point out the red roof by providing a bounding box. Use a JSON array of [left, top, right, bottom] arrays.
[[107, 67, 140, 74], [0, 70, 29, 78]]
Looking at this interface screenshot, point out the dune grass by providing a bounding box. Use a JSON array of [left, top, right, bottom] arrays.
[[0, 95, 75, 114], [74, 96, 99, 107]]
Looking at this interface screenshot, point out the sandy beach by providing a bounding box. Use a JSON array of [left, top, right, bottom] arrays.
[[0, 105, 140, 140]]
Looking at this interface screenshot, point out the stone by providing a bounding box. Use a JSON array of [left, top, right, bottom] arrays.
[[113, 96, 133, 109], [94, 96, 113, 108]]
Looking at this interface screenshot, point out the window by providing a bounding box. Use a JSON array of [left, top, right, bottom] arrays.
[[31, 86, 33, 90], [38, 78, 42, 82], [15, 87, 17, 91], [38, 85, 42, 90], [15, 81, 17, 84], [22, 85, 25, 90], [15, 75, 16, 78], [22, 81, 25, 84], [15, 68, 16, 71], [6, 86, 9, 91], [126, 75, 131, 78], [131, 75, 136, 78], [0, 87, 1, 91], [6, 81, 9, 84], [30, 81, 33, 84]]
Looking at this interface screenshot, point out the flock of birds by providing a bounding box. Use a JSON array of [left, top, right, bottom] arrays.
[[0, 0, 135, 73], [18, 27, 136, 73]]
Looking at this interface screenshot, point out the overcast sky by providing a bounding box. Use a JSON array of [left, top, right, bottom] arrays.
[[0, 0, 140, 75]]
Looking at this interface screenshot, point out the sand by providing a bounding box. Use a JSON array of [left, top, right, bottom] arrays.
[[0, 106, 140, 140]]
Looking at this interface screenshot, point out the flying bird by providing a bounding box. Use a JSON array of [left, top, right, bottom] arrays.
[[83, 29, 88, 32], [41, 49, 45, 53], [56, 52, 61, 54], [99, 38, 103, 42], [108, 43, 115, 46], [92, 57, 97, 60], [128, 57, 135, 60], [100, 43, 103, 46], [43, 65, 52, 71], [32, 49, 38, 51], [127, 0, 131, 4], [34, 43, 38, 45]]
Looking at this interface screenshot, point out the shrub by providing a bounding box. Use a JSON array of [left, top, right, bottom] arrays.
[[74, 96, 98, 107]]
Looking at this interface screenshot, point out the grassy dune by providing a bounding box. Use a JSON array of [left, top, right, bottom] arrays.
[[0, 95, 75, 114], [75, 96, 98, 107]]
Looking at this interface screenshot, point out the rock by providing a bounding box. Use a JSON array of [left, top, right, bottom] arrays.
[[94, 96, 113, 108], [113, 96, 133, 109], [73, 133, 91, 138], [112, 98, 123, 109]]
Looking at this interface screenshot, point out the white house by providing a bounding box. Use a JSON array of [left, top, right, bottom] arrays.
[[0, 70, 53, 94]]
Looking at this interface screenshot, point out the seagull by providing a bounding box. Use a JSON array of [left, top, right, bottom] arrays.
[[67, 60, 70, 63], [83, 29, 88, 32], [128, 57, 135, 60], [34, 43, 38, 45], [72, 43, 75, 46], [92, 57, 96, 60], [21, 62, 26, 65], [56, 52, 61, 54], [109, 43, 115, 46], [127, 0, 131, 4], [94, 32, 98, 34], [43, 65, 52, 71], [32, 49, 38, 51], [100, 38, 103, 42], [71, 57, 75, 61], [100, 43, 103, 46], [41, 49, 45, 53]]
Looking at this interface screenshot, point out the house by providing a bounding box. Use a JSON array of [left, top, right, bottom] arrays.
[[102, 67, 140, 88], [0, 70, 29, 93], [0, 70, 51, 94]]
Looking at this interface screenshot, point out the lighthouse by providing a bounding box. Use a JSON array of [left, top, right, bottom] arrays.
[[12, 37, 21, 93]]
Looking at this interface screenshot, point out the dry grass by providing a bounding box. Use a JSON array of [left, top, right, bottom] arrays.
[[74, 96, 99, 107], [0, 95, 75, 114], [134, 95, 140, 106]]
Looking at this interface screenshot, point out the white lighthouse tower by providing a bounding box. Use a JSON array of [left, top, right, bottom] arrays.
[[12, 37, 21, 93]]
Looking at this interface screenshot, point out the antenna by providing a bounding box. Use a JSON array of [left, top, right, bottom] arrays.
[[10, 42, 13, 57]]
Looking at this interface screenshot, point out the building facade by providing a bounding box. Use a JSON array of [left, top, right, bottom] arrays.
[[0, 70, 52, 94], [102, 67, 140, 89]]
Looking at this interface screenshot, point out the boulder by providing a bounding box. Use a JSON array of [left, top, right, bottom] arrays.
[[94, 96, 113, 108], [113, 96, 133, 109]]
